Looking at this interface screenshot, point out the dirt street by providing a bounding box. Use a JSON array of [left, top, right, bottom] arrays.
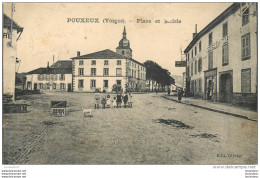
[[2, 92, 257, 164]]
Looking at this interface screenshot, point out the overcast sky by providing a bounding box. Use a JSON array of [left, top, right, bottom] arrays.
[[4, 2, 232, 76]]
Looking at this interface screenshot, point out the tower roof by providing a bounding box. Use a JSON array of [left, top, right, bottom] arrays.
[[118, 26, 131, 49]]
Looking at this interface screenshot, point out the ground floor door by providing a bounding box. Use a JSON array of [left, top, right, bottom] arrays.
[[27, 82, 32, 90], [34, 83, 37, 91], [68, 84, 72, 92], [219, 72, 233, 103], [205, 75, 217, 101]]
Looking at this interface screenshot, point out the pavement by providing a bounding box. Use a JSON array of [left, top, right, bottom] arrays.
[[162, 94, 257, 122]]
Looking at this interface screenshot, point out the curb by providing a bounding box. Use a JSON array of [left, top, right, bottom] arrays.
[[161, 96, 257, 122]]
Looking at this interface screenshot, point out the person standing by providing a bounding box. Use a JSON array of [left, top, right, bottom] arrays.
[[112, 96, 117, 108], [116, 94, 122, 108], [106, 95, 111, 108], [101, 96, 106, 109], [123, 93, 128, 108], [178, 88, 183, 102], [94, 91, 101, 109], [128, 92, 133, 108]]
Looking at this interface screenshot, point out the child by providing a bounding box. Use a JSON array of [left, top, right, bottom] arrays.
[[106, 95, 111, 108], [123, 93, 128, 108], [128, 92, 133, 108], [101, 97, 107, 109], [116, 94, 122, 108], [112, 97, 117, 108], [94, 91, 101, 109]]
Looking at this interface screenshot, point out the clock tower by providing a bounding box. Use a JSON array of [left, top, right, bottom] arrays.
[[116, 26, 132, 58]]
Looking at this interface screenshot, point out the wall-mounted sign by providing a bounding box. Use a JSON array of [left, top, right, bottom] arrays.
[[207, 41, 220, 52], [175, 61, 186, 67]]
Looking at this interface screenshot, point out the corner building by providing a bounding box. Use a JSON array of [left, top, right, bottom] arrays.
[[184, 3, 257, 108]]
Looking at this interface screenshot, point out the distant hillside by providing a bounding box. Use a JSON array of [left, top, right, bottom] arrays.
[[171, 75, 183, 86]]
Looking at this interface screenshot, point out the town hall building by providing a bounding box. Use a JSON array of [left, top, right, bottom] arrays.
[[72, 27, 146, 93]]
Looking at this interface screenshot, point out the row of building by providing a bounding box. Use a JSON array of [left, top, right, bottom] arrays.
[[183, 3, 257, 107], [26, 27, 147, 93]]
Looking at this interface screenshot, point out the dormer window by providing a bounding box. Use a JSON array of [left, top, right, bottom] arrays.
[[242, 8, 249, 26]]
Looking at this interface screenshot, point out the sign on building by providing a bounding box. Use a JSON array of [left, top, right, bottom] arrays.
[[175, 61, 186, 67]]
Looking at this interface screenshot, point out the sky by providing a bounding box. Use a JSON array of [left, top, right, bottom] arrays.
[[3, 2, 232, 76]]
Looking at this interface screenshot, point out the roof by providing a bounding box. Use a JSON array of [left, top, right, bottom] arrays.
[[3, 13, 23, 33], [116, 46, 132, 50], [50, 60, 72, 68], [27, 67, 72, 75], [184, 3, 240, 53], [71, 49, 127, 59], [128, 58, 145, 67], [71, 49, 145, 67]]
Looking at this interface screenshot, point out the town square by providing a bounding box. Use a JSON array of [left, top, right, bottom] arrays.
[[2, 3, 258, 177]]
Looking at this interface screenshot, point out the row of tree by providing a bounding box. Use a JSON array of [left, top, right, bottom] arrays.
[[144, 60, 175, 92]]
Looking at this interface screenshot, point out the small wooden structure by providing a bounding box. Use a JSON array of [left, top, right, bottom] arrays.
[[51, 101, 67, 117], [3, 94, 28, 114]]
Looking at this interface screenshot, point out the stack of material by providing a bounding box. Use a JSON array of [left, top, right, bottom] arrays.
[[3, 94, 13, 104], [3, 94, 28, 114]]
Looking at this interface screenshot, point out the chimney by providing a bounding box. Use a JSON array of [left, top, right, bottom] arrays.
[[47, 61, 50, 71], [77, 51, 80, 57], [193, 24, 198, 39]]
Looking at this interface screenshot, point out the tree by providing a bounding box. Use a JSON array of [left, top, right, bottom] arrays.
[[144, 60, 175, 92]]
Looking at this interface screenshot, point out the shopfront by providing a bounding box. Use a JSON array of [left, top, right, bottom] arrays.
[[204, 68, 217, 101]]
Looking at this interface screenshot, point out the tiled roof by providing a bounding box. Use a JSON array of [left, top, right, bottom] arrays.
[[3, 13, 23, 33], [27, 68, 72, 75], [50, 60, 72, 68], [184, 3, 240, 53], [129, 58, 145, 67], [71, 49, 127, 59]]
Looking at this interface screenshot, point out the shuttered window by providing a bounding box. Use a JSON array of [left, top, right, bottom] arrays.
[[208, 51, 213, 69], [222, 43, 229, 65], [241, 33, 251, 60], [241, 68, 251, 93]]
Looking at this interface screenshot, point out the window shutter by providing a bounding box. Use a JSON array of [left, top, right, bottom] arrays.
[[241, 68, 251, 93], [57, 83, 60, 90]]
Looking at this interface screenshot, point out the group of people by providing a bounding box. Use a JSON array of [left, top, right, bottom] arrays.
[[94, 92, 133, 109]]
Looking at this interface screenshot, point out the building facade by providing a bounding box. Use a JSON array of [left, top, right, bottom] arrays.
[[72, 27, 146, 93], [184, 3, 257, 108], [3, 13, 23, 100], [26, 61, 72, 92]]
